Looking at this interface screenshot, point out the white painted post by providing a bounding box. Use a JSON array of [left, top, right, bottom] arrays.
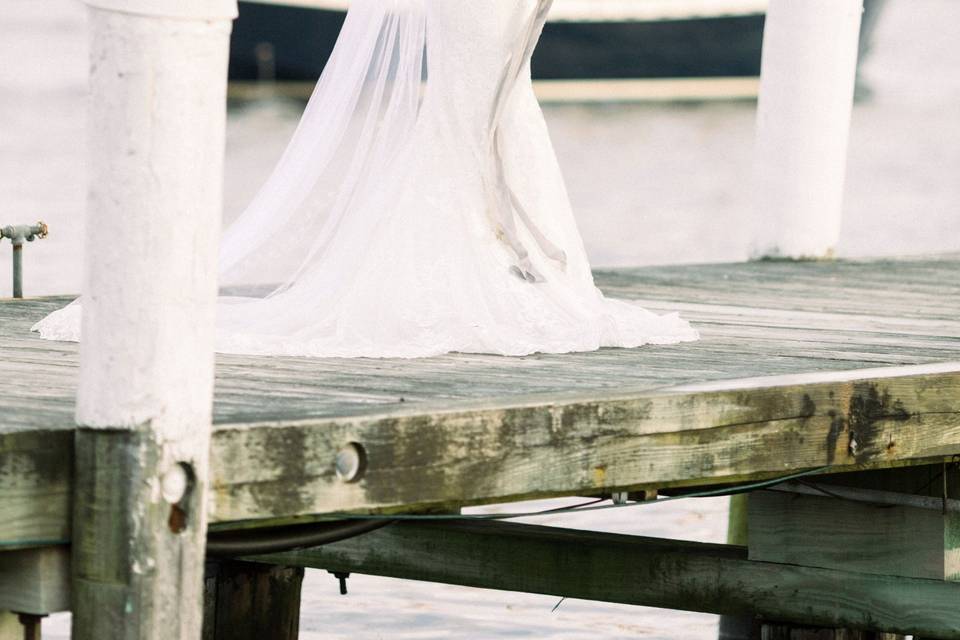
[[751, 0, 864, 260], [72, 1, 236, 638]]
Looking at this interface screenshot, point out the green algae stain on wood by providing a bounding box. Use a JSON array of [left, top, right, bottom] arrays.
[[4, 261, 960, 538]]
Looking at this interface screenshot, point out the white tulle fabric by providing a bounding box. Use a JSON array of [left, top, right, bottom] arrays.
[[34, 0, 698, 358]]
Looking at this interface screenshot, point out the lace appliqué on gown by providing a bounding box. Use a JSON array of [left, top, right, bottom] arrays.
[[33, 0, 698, 358]]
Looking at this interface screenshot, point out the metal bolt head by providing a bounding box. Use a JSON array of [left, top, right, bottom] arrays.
[[335, 443, 367, 483], [161, 464, 189, 504]]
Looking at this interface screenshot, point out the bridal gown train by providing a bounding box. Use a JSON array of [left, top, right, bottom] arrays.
[[34, 0, 698, 358]]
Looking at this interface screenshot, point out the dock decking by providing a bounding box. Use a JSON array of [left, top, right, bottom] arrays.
[[4, 257, 960, 548]]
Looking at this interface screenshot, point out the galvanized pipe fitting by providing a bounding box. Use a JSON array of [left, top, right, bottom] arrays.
[[1, 221, 48, 298]]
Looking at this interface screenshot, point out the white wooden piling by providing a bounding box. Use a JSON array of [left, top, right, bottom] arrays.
[[751, 0, 864, 259], [72, 1, 236, 638]]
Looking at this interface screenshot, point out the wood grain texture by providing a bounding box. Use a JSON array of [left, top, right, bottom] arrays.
[[5, 259, 960, 432], [0, 613, 23, 640], [202, 561, 302, 640], [3, 259, 960, 540], [208, 367, 960, 526], [750, 465, 960, 581], [248, 520, 960, 638], [761, 625, 902, 640], [71, 428, 210, 640], [0, 546, 69, 614], [0, 430, 72, 549], [749, 489, 960, 580]]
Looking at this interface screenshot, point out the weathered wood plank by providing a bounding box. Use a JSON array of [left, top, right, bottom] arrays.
[[749, 464, 960, 581], [209, 366, 960, 526], [4, 260, 960, 433], [597, 258, 960, 320], [0, 431, 72, 549], [814, 463, 960, 498], [749, 489, 960, 580], [248, 520, 960, 638], [0, 612, 23, 640], [760, 625, 902, 640], [3, 364, 960, 544], [71, 427, 211, 640], [3, 260, 960, 539], [202, 561, 302, 640], [0, 546, 69, 614]]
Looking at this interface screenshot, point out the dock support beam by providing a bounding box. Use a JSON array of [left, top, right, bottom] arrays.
[[11, 247, 20, 300], [202, 561, 303, 640], [751, 0, 863, 260], [72, 1, 236, 639], [0, 612, 39, 640], [249, 520, 960, 638], [760, 624, 901, 640]]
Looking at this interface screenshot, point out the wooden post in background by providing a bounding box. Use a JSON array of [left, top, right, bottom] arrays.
[[0, 613, 25, 640], [718, 494, 755, 640], [202, 561, 304, 640], [71, 1, 236, 638], [751, 0, 864, 260]]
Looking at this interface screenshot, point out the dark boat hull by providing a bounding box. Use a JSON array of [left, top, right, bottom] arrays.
[[229, 2, 883, 84]]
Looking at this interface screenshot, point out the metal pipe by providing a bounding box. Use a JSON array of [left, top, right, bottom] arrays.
[[1, 222, 47, 299], [12, 245, 22, 298]]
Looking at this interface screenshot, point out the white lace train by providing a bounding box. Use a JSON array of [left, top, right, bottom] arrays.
[[33, 0, 698, 358]]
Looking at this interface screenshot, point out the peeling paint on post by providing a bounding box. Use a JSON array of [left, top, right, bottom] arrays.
[[751, 0, 864, 260], [72, 1, 237, 639]]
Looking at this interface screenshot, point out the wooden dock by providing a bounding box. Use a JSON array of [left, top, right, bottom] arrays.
[[3, 257, 960, 637]]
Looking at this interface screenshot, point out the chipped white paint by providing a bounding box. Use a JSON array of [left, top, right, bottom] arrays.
[[75, 4, 232, 452], [72, 1, 235, 637], [751, 0, 863, 259]]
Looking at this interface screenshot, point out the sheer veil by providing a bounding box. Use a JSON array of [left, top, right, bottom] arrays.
[[219, 0, 427, 292], [32, 0, 701, 356]]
